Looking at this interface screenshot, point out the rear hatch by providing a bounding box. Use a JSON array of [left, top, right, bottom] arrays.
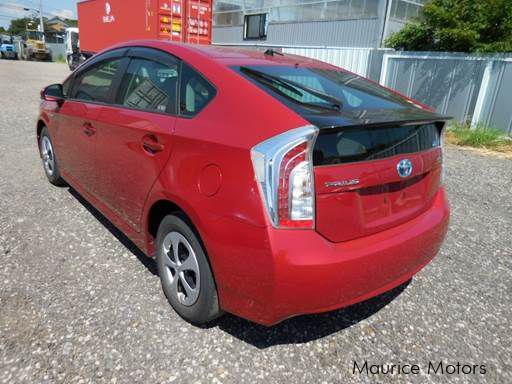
[[312, 113, 446, 242], [233, 63, 450, 241]]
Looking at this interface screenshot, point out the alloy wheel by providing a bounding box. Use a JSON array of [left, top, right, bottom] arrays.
[[41, 136, 55, 176], [161, 231, 201, 306]]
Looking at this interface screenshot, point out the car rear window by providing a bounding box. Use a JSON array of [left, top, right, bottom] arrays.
[[233, 65, 421, 113], [313, 123, 441, 166]]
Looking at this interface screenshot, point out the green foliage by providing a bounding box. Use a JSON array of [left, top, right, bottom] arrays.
[[446, 123, 512, 151], [8, 17, 40, 36], [385, 0, 512, 52], [55, 54, 66, 63], [0, 26, 6, 33], [64, 19, 78, 28], [6, 17, 77, 37]]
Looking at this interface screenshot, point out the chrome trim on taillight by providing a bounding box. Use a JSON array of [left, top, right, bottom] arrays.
[[439, 122, 446, 185], [251, 125, 319, 228]]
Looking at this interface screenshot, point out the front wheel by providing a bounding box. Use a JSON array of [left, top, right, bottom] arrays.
[[156, 214, 222, 325], [39, 127, 65, 186]]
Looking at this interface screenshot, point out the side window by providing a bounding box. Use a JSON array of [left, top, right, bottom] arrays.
[[117, 58, 179, 113], [72, 59, 121, 103], [179, 64, 216, 117]]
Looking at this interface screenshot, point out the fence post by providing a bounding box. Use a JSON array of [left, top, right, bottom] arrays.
[[471, 60, 494, 129], [379, 53, 390, 86]]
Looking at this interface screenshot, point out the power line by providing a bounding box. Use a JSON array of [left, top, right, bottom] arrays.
[[0, 1, 54, 17]]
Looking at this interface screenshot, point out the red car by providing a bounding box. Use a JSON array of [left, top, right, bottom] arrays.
[[38, 41, 450, 326]]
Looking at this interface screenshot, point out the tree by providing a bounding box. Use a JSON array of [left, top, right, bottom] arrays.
[[385, 0, 512, 53], [0, 26, 6, 33], [8, 17, 38, 36], [7, 16, 76, 36], [64, 19, 78, 28]]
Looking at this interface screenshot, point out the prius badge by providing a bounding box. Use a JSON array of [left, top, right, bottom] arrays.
[[325, 179, 360, 188], [397, 159, 413, 178]]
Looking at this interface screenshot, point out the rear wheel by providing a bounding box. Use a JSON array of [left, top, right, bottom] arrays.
[[39, 127, 65, 186], [156, 214, 222, 325]]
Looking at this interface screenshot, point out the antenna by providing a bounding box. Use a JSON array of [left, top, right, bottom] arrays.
[[264, 48, 283, 57]]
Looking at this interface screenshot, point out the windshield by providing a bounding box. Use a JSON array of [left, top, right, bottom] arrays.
[[1, 35, 12, 44], [71, 32, 79, 45], [234, 65, 421, 113], [26, 31, 44, 40]]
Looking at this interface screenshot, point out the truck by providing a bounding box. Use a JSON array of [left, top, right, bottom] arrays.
[[65, 27, 81, 70], [19, 29, 51, 61], [0, 34, 18, 60], [71, 0, 212, 69]]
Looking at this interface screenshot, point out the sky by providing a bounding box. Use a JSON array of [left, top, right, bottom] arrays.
[[0, 0, 79, 29]]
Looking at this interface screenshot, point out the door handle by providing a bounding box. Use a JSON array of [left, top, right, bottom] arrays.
[[142, 135, 164, 154], [83, 122, 96, 136]]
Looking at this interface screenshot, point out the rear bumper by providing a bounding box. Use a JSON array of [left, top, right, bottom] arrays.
[[223, 188, 449, 326]]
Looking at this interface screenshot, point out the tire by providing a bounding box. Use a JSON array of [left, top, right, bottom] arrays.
[[39, 127, 65, 186], [156, 213, 222, 325]]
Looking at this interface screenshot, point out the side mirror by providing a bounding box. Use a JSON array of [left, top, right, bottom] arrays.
[[41, 84, 64, 105]]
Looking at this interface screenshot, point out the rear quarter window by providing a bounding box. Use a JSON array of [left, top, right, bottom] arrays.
[[179, 63, 216, 117]]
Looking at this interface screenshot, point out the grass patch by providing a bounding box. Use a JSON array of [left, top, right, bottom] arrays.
[[446, 124, 512, 153], [54, 54, 66, 64]]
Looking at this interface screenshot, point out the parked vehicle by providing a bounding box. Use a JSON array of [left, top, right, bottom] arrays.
[[20, 29, 51, 61], [0, 34, 18, 59], [37, 42, 450, 326], [65, 27, 82, 70], [70, 0, 212, 70]]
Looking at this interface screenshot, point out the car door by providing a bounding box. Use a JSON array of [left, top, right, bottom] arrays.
[[93, 48, 178, 232], [56, 52, 127, 194]]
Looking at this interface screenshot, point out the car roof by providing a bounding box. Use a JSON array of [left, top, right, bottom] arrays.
[[114, 40, 335, 69], [185, 43, 332, 67]]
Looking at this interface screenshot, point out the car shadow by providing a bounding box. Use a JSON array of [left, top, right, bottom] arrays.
[[67, 187, 158, 276], [210, 280, 410, 349], [67, 186, 409, 348]]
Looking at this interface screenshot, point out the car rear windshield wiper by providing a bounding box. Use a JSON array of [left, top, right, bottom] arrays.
[[240, 67, 343, 112]]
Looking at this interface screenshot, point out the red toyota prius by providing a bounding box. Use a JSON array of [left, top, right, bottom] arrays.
[[38, 41, 450, 326]]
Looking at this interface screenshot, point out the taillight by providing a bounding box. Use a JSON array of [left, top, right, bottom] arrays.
[[251, 125, 318, 229]]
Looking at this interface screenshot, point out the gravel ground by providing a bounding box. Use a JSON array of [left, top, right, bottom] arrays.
[[0, 60, 511, 384]]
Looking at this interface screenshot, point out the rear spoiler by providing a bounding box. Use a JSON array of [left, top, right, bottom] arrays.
[[304, 108, 452, 132]]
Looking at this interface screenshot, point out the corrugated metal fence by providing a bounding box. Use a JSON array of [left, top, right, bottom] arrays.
[[379, 52, 512, 134], [282, 47, 512, 135], [283, 46, 389, 82], [46, 43, 67, 61]]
